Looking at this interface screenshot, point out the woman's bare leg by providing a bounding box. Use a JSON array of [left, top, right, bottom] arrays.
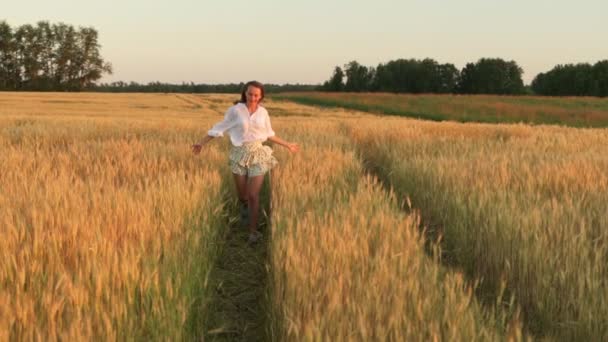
[[247, 174, 265, 233], [233, 173, 248, 205]]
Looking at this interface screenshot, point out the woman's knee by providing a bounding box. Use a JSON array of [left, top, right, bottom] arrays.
[[247, 193, 259, 203]]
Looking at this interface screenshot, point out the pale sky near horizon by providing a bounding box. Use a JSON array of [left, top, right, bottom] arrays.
[[4, 0, 607, 85]]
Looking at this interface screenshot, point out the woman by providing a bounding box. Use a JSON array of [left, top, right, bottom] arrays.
[[191, 81, 299, 244]]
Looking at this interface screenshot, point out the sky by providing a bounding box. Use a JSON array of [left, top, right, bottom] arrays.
[[4, 0, 608, 85]]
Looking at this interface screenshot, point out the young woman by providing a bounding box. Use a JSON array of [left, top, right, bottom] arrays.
[[191, 81, 299, 244]]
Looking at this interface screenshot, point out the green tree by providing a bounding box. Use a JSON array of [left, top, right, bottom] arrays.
[[14, 23, 48, 89], [435, 63, 459, 93], [53, 23, 78, 89], [592, 60, 608, 97], [531, 61, 608, 97], [458, 58, 524, 95], [75, 27, 112, 89], [36, 21, 57, 90], [344, 60, 372, 92], [321, 66, 344, 91], [0, 21, 112, 91], [371, 58, 458, 93], [0, 21, 20, 90]]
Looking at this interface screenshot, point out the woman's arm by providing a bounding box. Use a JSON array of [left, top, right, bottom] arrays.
[[265, 112, 298, 153], [191, 135, 214, 154], [268, 136, 299, 153], [192, 107, 236, 155]]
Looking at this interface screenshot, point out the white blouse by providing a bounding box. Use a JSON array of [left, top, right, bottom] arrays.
[[207, 103, 275, 146]]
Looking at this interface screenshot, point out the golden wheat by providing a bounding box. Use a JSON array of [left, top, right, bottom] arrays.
[[2, 91, 605, 340], [347, 117, 608, 339], [268, 120, 523, 340], [0, 93, 232, 340]]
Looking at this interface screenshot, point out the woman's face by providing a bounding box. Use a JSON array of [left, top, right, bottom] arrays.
[[245, 86, 262, 106]]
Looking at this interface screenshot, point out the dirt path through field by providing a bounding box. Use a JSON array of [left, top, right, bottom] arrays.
[[203, 173, 272, 341]]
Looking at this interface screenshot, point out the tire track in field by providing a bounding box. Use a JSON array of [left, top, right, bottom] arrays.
[[203, 172, 272, 341], [174, 94, 204, 109], [340, 122, 530, 339]]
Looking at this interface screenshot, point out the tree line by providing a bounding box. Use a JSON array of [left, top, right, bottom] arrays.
[[0, 21, 112, 91], [3, 21, 606, 96], [322, 58, 608, 97], [531, 61, 608, 96], [321, 58, 525, 95], [91, 81, 316, 93]]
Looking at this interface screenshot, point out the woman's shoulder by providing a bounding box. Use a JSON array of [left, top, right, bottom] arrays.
[[258, 105, 269, 115], [227, 102, 245, 114], [229, 102, 245, 110]]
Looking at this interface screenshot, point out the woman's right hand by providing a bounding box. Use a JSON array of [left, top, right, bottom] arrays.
[[286, 142, 300, 153], [191, 144, 203, 155]]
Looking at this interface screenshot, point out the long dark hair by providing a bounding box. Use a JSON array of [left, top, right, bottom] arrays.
[[234, 80, 265, 104]]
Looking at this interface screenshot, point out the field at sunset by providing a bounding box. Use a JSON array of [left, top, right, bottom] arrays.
[[1, 92, 607, 340], [275, 92, 608, 127]]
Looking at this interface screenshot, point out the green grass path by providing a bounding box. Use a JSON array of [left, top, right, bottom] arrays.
[[203, 174, 272, 341]]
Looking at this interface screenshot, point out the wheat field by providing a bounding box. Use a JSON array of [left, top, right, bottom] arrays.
[[275, 92, 608, 127], [346, 117, 608, 340], [1, 92, 606, 340]]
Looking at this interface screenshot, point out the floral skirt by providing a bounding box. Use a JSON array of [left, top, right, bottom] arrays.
[[229, 141, 278, 177]]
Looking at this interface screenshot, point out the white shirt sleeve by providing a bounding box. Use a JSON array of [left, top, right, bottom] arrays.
[[265, 113, 275, 138], [208, 107, 237, 137]]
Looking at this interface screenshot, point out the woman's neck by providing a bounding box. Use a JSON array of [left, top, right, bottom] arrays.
[[246, 102, 258, 114]]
